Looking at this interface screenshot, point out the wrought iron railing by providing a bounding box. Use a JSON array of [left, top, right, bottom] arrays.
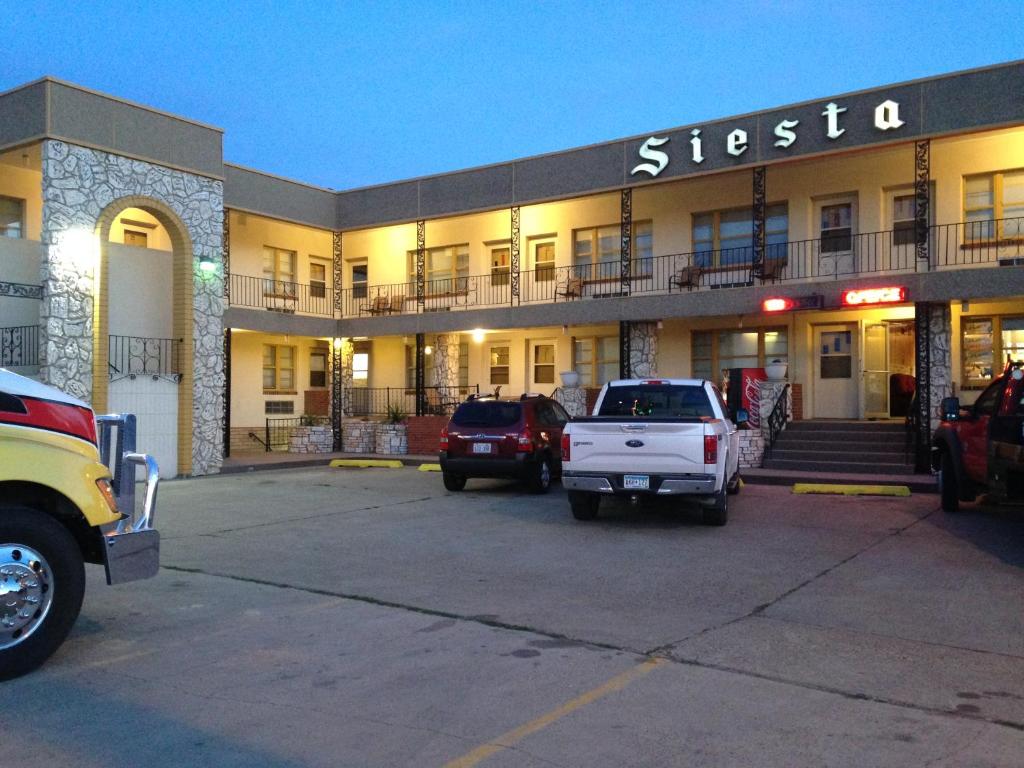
[[0, 325, 39, 366], [347, 385, 480, 418], [108, 335, 182, 379], [761, 384, 790, 463], [265, 415, 330, 452], [229, 273, 334, 317]]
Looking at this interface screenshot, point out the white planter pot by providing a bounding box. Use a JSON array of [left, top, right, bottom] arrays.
[[765, 362, 788, 381], [560, 371, 580, 387]]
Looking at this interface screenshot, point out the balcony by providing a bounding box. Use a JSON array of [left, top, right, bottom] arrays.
[[226, 217, 1024, 320]]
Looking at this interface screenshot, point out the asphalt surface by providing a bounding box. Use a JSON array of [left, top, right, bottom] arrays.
[[3, 468, 1023, 767]]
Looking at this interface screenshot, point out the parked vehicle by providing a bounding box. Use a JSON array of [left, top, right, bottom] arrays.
[[439, 394, 570, 493], [932, 361, 1024, 512], [561, 379, 742, 524], [0, 370, 160, 679]]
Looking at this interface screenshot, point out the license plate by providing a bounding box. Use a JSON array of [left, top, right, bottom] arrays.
[[623, 474, 650, 490], [472, 442, 492, 454]]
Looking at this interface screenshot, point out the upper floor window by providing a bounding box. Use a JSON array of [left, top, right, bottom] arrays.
[[351, 261, 368, 299], [820, 203, 853, 253], [964, 170, 1024, 241], [490, 243, 511, 286], [572, 221, 653, 277], [693, 204, 787, 267], [0, 196, 24, 239], [530, 237, 556, 281], [263, 344, 295, 392], [893, 194, 916, 246], [263, 246, 296, 295], [310, 260, 328, 298], [408, 244, 469, 289]]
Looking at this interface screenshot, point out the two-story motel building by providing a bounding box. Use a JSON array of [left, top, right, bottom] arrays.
[[1, 61, 1023, 477]]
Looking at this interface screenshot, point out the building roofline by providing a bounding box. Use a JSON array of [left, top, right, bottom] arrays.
[[224, 162, 336, 193]]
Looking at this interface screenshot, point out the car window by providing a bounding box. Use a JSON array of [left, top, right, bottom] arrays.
[[597, 385, 714, 418], [451, 401, 522, 428], [973, 380, 1004, 417]]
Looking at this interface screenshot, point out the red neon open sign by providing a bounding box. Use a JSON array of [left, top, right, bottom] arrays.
[[841, 286, 907, 306]]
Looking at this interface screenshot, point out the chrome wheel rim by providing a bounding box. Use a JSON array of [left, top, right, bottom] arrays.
[[0, 544, 54, 650]]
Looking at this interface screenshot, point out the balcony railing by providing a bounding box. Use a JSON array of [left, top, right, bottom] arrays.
[[108, 335, 182, 380], [229, 273, 334, 317], [0, 325, 39, 366], [226, 216, 1024, 319]]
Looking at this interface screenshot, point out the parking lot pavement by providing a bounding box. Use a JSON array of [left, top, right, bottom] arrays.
[[3, 467, 1023, 767]]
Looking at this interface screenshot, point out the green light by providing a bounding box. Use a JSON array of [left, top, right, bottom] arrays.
[[199, 255, 217, 272]]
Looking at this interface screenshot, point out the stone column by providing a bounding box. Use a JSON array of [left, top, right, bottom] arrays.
[[432, 333, 460, 407], [926, 303, 952, 433], [628, 322, 659, 378], [553, 386, 588, 418], [336, 337, 354, 417]]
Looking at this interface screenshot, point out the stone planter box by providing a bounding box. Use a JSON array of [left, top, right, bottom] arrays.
[[375, 423, 408, 455], [288, 425, 333, 454], [342, 420, 376, 453], [738, 430, 765, 469]]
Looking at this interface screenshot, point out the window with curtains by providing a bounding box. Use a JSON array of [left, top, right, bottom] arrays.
[[893, 194, 917, 246], [407, 244, 469, 290], [263, 344, 296, 392], [691, 329, 788, 381], [309, 347, 327, 388], [0, 196, 23, 239], [489, 345, 510, 385], [964, 170, 1024, 241], [693, 205, 787, 267], [573, 337, 619, 387], [961, 315, 1024, 387], [572, 221, 653, 278], [310, 260, 328, 298], [262, 246, 297, 295]]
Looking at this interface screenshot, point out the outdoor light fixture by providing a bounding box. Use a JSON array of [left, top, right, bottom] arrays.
[[841, 286, 907, 306], [199, 254, 217, 272], [424, 345, 433, 355], [762, 295, 824, 313], [471, 329, 486, 343], [333, 337, 344, 349], [763, 297, 794, 313]]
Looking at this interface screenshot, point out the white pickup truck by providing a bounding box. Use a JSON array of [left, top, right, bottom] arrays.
[[560, 379, 743, 525]]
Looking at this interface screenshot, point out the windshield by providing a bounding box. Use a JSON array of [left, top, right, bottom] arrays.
[[451, 401, 522, 428], [597, 385, 714, 418]]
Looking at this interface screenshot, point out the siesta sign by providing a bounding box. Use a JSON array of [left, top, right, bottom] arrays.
[[631, 99, 906, 178]]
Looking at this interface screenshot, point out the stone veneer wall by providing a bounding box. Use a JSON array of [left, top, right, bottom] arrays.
[[554, 386, 588, 417], [432, 334, 460, 405], [927, 304, 952, 433], [40, 140, 225, 475], [628, 322, 658, 377]]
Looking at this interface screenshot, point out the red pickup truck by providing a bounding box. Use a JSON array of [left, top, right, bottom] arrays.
[[933, 361, 1024, 512]]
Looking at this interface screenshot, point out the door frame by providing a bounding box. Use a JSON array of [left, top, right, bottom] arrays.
[[811, 321, 860, 419]]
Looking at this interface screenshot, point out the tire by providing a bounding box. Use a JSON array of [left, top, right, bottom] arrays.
[[527, 456, 553, 495], [727, 471, 741, 496], [702, 486, 729, 526], [0, 507, 86, 681], [939, 452, 960, 513], [569, 491, 600, 521], [443, 472, 467, 492]]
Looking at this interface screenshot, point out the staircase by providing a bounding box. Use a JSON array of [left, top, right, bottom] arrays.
[[763, 420, 913, 476]]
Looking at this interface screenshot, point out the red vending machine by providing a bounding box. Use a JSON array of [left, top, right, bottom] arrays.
[[726, 367, 767, 428]]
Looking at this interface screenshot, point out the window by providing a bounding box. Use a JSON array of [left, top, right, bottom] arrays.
[[408, 244, 469, 291], [405, 344, 416, 390], [490, 244, 511, 286], [962, 315, 1024, 387], [693, 204, 787, 267], [964, 170, 1024, 241], [572, 221, 653, 278], [351, 262, 368, 299], [264, 401, 294, 415], [691, 329, 788, 380], [574, 336, 619, 387], [309, 347, 327, 388], [123, 229, 148, 248], [459, 340, 469, 391], [263, 246, 297, 295], [893, 194, 916, 247], [820, 203, 853, 253], [352, 341, 370, 387], [310, 261, 328, 299], [533, 344, 555, 384], [263, 344, 296, 392], [531, 239, 556, 281], [0, 196, 24, 239], [973, 379, 1004, 417], [489, 345, 510, 385]]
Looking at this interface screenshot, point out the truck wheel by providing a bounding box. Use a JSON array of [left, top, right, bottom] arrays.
[[939, 452, 960, 513], [702, 487, 729, 526], [727, 471, 741, 495], [569, 491, 600, 521], [0, 507, 86, 681], [443, 472, 467, 492], [528, 457, 553, 494]]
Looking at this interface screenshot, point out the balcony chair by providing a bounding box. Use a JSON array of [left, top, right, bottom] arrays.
[[669, 265, 703, 292], [555, 276, 584, 301], [755, 256, 788, 283], [360, 295, 390, 316], [387, 294, 407, 314]]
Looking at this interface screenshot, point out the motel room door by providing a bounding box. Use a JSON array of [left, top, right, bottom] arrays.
[[814, 324, 858, 419]]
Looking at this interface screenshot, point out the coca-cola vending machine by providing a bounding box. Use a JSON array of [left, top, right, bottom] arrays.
[[726, 367, 767, 428]]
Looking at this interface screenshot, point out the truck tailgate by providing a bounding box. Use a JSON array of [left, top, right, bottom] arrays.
[[567, 420, 708, 475]]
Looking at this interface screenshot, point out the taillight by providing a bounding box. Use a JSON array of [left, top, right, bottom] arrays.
[[704, 434, 718, 464], [440, 427, 449, 451], [561, 432, 570, 462], [517, 427, 534, 451]]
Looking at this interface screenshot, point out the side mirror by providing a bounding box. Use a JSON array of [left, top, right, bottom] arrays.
[[940, 397, 960, 421], [735, 408, 750, 426]]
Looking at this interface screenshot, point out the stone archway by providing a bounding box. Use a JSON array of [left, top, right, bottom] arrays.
[[93, 196, 195, 475]]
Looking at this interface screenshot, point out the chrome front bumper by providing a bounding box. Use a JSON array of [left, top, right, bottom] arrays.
[[562, 472, 717, 495], [102, 453, 161, 585]]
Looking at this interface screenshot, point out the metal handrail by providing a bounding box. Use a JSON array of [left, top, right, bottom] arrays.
[[762, 384, 790, 462]]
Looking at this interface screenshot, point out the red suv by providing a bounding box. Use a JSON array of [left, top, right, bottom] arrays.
[[439, 394, 570, 493]]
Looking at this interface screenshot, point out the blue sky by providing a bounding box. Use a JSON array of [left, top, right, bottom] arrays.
[[2, 1, 1021, 189]]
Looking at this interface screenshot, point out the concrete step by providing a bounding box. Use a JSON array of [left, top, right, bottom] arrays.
[[742, 467, 936, 493], [786, 420, 905, 433], [769, 449, 912, 464], [762, 458, 915, 475], [772, 437, 908, 453], [775, 431, 911, 446]]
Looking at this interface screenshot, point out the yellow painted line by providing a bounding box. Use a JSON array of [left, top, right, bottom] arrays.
[[444, 657, 665, 768], [793, 483, 911, 497], [418, 463, 442, 472], [329, 459, 403, 469]]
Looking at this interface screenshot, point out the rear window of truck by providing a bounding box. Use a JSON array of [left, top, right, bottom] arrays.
[[451, 401, 522, 427], [597, 385, 714, 419]]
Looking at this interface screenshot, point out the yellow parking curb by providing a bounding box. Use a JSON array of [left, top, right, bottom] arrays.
[[793, 483, 910, 497], [418, 463, 442, 472], [329, 459, 403, 469]]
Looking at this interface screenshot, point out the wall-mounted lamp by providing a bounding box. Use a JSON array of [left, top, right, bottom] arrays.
[[333, 337, 344, 350], [471, 329, 486, 343], [656, 320, 664, 330], [199, 253, 217, 272], [424, 345, 433, 355]]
